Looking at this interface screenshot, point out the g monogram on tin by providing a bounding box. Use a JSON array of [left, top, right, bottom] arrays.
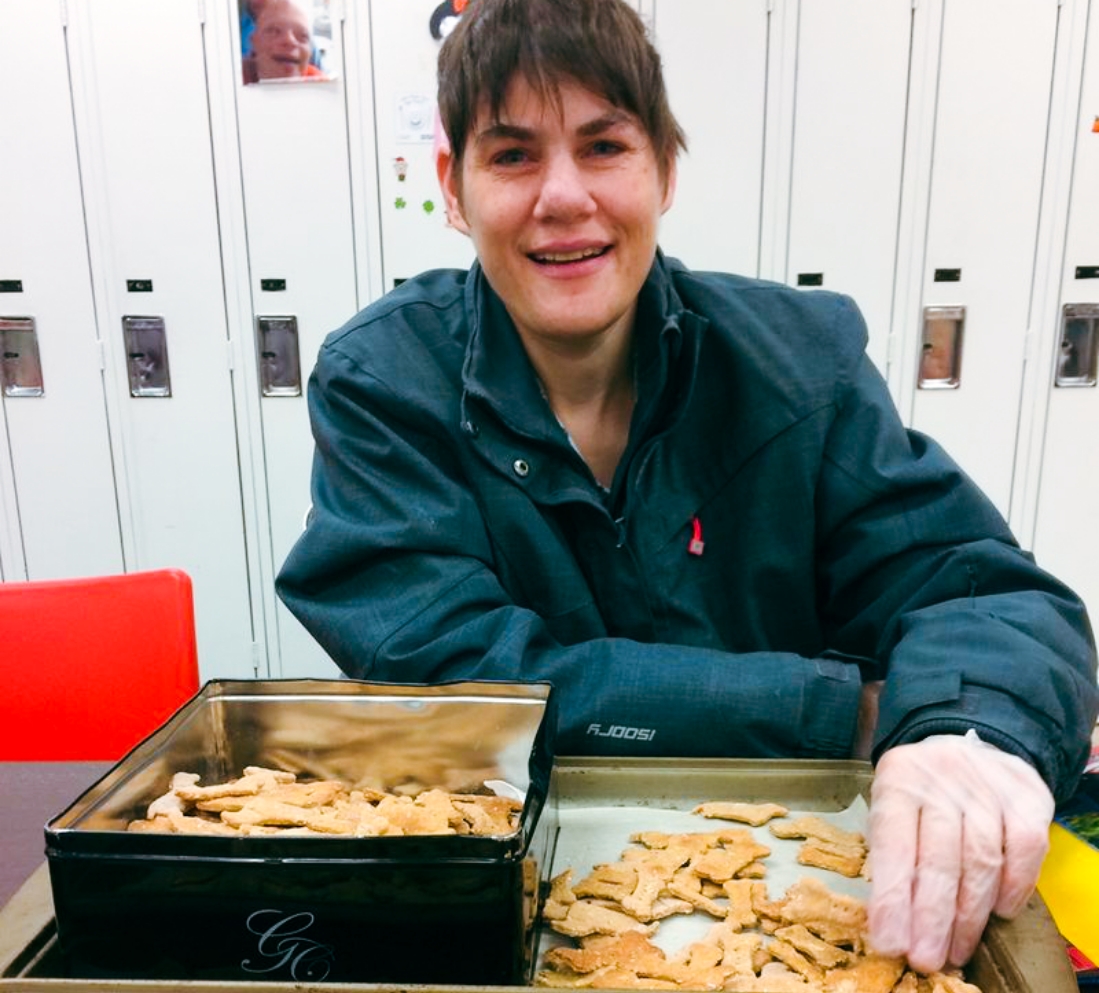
[[241, 909, 336, 981]]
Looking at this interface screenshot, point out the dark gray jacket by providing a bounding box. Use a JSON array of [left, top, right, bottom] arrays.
[[277, 254, 1097, 801]]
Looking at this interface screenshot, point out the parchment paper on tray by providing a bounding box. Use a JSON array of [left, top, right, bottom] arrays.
[[535, 797, 983, 992], [541, 797, 870, 956]]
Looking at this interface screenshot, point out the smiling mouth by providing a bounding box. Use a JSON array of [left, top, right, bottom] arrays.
[[530, 246, 610, 265]]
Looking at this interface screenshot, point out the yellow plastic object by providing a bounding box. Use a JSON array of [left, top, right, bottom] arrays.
[[1037, 820, 1099, 962]]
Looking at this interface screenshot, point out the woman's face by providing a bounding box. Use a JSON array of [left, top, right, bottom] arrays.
[[439, 77, 676, 355], [253, 1, 312, 79]]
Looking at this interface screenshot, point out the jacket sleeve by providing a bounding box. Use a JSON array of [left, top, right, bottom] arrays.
[[815, 352, 1098, 803], [276, 342, 865, 762]]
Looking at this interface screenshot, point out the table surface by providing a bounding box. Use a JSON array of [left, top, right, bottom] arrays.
[[0, 761, 111, 909]]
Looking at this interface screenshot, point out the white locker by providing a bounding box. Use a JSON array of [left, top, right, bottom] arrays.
[[1029, 1, 1099, 620], [366, 0, 475, 289], [65, 0, 258, 681], [0, 1, 123, 582], [896, 0, 1060, 516], [781, 0, 911, 375], [643, 0, 768, 277], [228, 3, 361, 677]]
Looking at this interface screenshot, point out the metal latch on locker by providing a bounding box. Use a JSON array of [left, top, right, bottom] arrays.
[[256, 316, 302, 397], [0, 317, 44, 397], [122, 316, 172, 397], [918, 306, 965, 389], [1055, 304, 1098, 388]]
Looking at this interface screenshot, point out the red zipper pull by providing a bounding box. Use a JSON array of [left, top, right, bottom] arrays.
[[688, 515, 705, 556]]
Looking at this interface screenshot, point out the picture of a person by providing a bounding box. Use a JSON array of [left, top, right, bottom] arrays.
[[242, 0, 328, 84]]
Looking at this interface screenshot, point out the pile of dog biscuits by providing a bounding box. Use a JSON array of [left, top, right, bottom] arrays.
[[536, 800, 981, 993], [125, 766, 522, 837]]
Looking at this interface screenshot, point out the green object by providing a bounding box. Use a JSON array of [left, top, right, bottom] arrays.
[[1065, 812, 1099, 846], [423, 200, 436, 214], [395, 197, 407, 209]]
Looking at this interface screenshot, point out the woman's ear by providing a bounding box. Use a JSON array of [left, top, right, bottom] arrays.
[[661, 155, 678, 215], [437, 151, 471, 235], [435, 114, 471, 235]]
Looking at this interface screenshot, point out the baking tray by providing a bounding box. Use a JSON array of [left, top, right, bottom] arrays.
[[1, 757, 1077, 993], [41, 679, 557, 986], [538, 758, 1076, 993]]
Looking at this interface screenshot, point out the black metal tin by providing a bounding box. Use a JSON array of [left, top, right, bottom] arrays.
[[44, 679, 557, 985]]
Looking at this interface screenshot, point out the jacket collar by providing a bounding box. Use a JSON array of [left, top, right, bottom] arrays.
[[460, 263, 558, 443], [460, 252, 704, 443]]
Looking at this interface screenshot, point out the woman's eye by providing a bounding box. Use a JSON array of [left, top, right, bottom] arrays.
[[493, 148, 529, 166], [596, 138, 628, 154]]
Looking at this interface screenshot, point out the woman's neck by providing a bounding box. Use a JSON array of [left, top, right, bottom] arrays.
[[527, 328, 636, 490]]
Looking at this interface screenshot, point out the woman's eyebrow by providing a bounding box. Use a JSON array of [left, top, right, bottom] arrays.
[[576, 111, 634, 138], [474, 122, 536, 144], [474, 110, 634, 146]]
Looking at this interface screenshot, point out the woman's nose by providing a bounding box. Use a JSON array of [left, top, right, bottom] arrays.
[[533, 153, 596, 220]]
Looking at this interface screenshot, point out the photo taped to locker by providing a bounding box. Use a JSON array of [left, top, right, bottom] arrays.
[[240, 0, 334, 85]]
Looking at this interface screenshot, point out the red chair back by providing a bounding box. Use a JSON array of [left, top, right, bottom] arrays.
[[0, 569, 200, 760]]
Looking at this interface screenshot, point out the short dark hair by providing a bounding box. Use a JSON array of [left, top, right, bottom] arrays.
[[437, 0, 686, 177]]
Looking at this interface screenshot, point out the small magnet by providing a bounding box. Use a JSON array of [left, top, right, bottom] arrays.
[[394, 156, 408, 181]]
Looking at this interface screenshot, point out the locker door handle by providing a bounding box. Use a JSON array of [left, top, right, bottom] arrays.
[[1055, 304, 1098, 388], [122, 316, 172, 397], [918, 306, 965, 389], [0, 317, 44, 397], [256, 316, 302, 397]]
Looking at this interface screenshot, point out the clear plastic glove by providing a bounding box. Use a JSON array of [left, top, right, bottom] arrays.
[[867, 730, 1054, 974]]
